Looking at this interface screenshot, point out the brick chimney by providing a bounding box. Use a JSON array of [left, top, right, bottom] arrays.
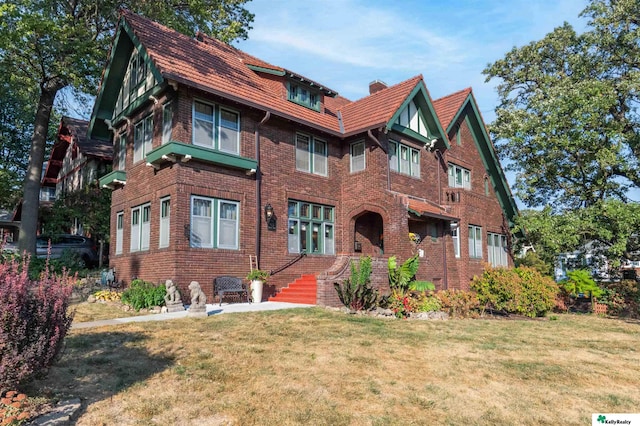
[[369, 80, 387, 95]]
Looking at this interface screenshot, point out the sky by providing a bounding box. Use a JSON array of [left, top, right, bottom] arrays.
[[235, 0, 589, 124]]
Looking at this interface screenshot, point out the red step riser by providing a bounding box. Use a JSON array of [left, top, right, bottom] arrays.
[[270, 275, 317, 304], [268, 297, 316, 304]]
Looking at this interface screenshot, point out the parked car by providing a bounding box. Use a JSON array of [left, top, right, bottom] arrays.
[[37, 234, 99, 268]]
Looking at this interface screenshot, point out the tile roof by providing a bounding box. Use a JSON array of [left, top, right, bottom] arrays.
[[339, 76, 424, 135], [432, 88, 471, 130], [407, 198, 459, 221], [121, 12, 429, 138]]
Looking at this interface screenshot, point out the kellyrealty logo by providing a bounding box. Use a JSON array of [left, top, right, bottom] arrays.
[[593, 414, 640, 425]]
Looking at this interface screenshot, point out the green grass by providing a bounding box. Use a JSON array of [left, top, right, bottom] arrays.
[[26, 309, 640, 425]]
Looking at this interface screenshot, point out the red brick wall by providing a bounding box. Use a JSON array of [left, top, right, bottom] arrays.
[[107, 87, 513, 301]]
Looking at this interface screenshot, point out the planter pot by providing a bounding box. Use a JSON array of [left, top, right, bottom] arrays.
[[251, 279, 264, 303]]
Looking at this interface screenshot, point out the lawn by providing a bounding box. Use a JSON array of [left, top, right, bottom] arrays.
[[28, 309, 640, 425]]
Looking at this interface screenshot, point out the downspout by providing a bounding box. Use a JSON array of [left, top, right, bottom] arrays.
[[255, 111, 271, 269], [368, 129, 390, 191], [434, 149, 447, 289]]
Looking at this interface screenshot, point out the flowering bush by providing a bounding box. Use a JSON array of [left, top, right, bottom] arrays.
[[471, 266, 558, 317], [93, 290, 121, 302], [0, 256, 73, 392], [434, 289, 480, 318], [0, 391, 30, 425]]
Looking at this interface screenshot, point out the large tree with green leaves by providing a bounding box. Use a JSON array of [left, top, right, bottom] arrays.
[[484, 0, 640, 271], [0, 0, 254, 254]]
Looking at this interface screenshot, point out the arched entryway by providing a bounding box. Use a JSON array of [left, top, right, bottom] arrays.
[[353, 211, 384, 255]]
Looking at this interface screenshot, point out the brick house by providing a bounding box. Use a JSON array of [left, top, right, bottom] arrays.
[[40, 116, 113, 234], [91, 11, 518, 305]]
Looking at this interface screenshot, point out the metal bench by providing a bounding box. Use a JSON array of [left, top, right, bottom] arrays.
[[214, 276, 250, 306]]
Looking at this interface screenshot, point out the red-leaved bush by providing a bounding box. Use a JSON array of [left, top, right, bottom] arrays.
[[0, 256, 74, 392]]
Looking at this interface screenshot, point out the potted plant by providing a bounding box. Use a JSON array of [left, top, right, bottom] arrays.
[[246, 269, 269, 303]]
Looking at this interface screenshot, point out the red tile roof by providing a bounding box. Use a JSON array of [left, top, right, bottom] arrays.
[[339, 76, 423, 135], [407, 198, 459, 221], [433, 88, 471, 130], [121, 12, 433, 138]]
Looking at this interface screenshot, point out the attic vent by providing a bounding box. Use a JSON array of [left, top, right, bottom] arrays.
[[369, 80, 387, 95]]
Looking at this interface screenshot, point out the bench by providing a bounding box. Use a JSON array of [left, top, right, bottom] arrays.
[[214, 276, 250, 306]]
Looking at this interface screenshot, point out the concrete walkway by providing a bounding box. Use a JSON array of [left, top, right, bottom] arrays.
[[72, 301, 315, 329]]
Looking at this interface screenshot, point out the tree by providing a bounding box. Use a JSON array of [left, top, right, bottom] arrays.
[[484, 0, 640, 209], [0, 0, 254, 254], [484, 0, 640, 270]]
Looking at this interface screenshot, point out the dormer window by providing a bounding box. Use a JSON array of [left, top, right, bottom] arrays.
[[288, 82, 320, 111]]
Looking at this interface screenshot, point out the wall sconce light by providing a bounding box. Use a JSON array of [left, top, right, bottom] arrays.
[[265, 203, 276, 231]]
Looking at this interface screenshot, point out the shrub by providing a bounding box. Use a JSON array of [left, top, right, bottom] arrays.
[[599, 280, 639, 317], [559, 269, 603, 298], [121, 279, 166, 311], [388, 255, 434, 292], [417, 294, 442, 313], [0, 257, 74, 393], [471, 266, 558, 317], [334, 257, 379, 311], [93, 290, 121, 302], [434, 289, 480, 318]]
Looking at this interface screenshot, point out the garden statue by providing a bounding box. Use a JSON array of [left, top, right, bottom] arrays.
[[164, 279, 185, 312], [187, 281, 207, 317]]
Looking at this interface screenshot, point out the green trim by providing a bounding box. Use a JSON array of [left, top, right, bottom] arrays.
[[146, 141, 257, 171], [99, 170, 127, 189], [246, 64, 286, 76], [390, 124, 430, 145], [386, 83, 450, 149], [458, 96, 519, 228], [88, 18, 165, 141]]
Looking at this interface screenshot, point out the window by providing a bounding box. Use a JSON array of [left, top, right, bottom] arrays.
[[451, 226, 460, 258], [288, 200, 334, 254], [488, 233, 508, 267], [115, 212, 123, 255], [295, 133, 327, 176], [159, 197, 170, 248], [288, 82, 320, 110], [134, 115, 153, 163], [193, 100, 240, 154], [389, 141, 420, 177], [130, 203, 150, 252], [448, 164, 471, 189], [162, 102, 172, 145], [468, 225, 482, 259], [350, 140, 366, 173], [190, 196, 239, 249], [117, 134, 126, 170]]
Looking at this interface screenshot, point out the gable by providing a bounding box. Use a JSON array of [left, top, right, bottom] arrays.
[[452, 94, 519, 228], [387, 83, 449, 149], [89, 17, 164, 141]]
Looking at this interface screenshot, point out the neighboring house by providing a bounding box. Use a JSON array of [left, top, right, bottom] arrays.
[[91, 12, 518, 305], [40, 116, 113, 234]]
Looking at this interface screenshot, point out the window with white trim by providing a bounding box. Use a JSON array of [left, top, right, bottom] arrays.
[[190, 196, 239, 249], [389, 141, 420, 177], [488, 233, 508, 267], [452, 226, 460, 258], [350, 140, 366, 173], [288, 200, 334, 255], [115, 212, 123, 255], [162, 102, 172, 145], [295, 133, 327, 176], [117, 134, 126, 170], [133, 115, 153, 163], [193, 100, 240, 154], [448, 163, 471, 189], [159, 197, 170, 248], [130, 203, 150, 252], [468, 225, 482, 259]]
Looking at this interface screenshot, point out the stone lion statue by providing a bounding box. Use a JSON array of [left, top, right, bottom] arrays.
[[189, 281, 207, 308], [164, 279, 182, 305]]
